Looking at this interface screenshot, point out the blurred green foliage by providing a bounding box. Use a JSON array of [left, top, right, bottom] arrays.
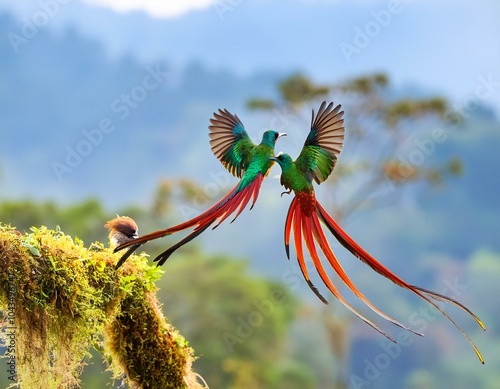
[[0, 198, 313, 388], [158, 253, 313, 388], [278, 73, 330, 107], [247, 98, 277, 111], [384, 97, 448, 128], [339, 73, 388, 94], [0, 198, 106, 244]]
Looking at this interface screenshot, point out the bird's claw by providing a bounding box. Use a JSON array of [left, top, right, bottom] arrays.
[[280, 190, 292, 197]]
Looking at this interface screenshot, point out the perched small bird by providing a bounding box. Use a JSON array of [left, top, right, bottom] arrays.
[[104, 216, 139, 269]]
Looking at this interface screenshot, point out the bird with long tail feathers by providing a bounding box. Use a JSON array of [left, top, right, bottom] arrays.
[[114, 108, 286, 269], [271, 101, 485, 363]]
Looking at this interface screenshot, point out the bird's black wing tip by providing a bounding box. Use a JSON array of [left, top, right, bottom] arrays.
[[306, 279, 328, 305], [285, 245, 291, 260]]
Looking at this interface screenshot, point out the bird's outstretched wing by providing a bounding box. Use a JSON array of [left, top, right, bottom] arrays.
[[209, 109, 255, 178], [295, 101, 345, 184], [115, 110, 275, 267]]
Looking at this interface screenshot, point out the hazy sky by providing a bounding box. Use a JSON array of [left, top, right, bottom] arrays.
[[81, 0, 216, 18], [1, 0, 499, 208], [2, 0, 499, 112]]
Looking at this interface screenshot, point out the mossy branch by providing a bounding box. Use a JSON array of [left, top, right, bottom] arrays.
[[0, 224, 206, 389]]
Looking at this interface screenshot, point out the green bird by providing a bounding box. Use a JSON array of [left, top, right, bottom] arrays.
[[271, 101, 485, 362], [114, 108, 286, 268]]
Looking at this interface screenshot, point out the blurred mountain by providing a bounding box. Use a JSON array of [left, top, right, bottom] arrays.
[[1, 8, 499, 281], [2, 0, 498, 101], [0, 11, 279, 206]]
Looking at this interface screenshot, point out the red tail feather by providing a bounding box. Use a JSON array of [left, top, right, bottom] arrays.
[[250, 173, 263, 209], [284, 197, 296, 259], [289, 197, 396, 342], [290, 197, 328, 303], [315, 201, 485, 363], [115, 174, 264, 253], [309, 208, 422, 336], [213, 190, 246, 228]]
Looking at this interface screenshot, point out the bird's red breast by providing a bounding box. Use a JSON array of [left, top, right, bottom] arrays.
[[296, 191, 316, 217]]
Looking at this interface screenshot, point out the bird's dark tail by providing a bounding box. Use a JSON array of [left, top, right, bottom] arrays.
[[114, 243, 141, 270]]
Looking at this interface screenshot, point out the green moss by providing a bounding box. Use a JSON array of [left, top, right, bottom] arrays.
[[0, 224, 204, 389]]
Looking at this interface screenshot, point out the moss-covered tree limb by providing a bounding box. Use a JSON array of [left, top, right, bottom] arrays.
[[0, 224, 206, 389]]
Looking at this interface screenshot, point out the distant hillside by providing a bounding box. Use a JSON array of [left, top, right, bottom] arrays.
[[0, 12, 279, 206]]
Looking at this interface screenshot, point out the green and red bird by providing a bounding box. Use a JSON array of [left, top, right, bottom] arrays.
[[114, 108, 286, 269], [271, 101, 485, 362]]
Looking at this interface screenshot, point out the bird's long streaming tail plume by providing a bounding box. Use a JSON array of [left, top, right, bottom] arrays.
[[313, 201, 485, 363], [285, 194, 423, 343]]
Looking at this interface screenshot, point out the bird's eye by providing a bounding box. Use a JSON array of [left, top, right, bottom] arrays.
[[278, 155, 284, 160], [274, 132, 279, 139]]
